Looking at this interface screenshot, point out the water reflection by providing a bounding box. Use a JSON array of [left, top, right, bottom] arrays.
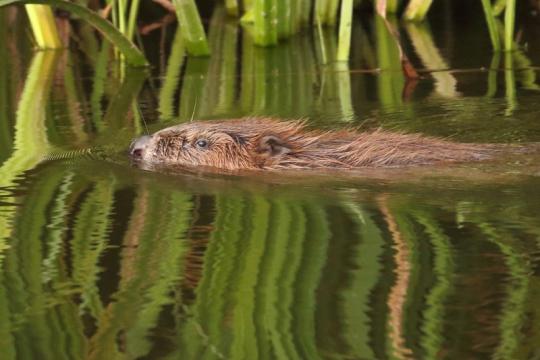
[[1, 4, 540, 359], [1, 160, 540, 359]]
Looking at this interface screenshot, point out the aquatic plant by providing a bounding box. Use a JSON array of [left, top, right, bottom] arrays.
[[481, 0, 517, 51], [0, 0, 148, 66], [24, 4, 61, 48]]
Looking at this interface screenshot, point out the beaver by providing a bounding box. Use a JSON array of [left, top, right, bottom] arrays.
[[129, 117, 495, 171]]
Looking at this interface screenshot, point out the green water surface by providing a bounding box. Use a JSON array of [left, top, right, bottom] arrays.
[[1, 5, 540, 360]]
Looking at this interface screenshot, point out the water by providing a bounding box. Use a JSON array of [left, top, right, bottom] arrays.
[[1, 5, 540, 360]]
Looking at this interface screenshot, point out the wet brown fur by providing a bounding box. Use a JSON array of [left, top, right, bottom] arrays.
[[135, 117, 494, 171]]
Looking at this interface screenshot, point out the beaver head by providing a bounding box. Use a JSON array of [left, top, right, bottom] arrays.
[[129, 117, 493, 171], [129, 118, 305, 170]]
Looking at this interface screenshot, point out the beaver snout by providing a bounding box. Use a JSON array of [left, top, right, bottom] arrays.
[[129, 135, 151, 159]]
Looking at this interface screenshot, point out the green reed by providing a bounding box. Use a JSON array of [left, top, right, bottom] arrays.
[[375, 16, 404, 110], [173, 0, 210, 55], [481, 0, 501, 51], [4, 0, 526, 68], [24, 4, 61, 48], [481, 0, 518, 52], [336, 0, 353, 61], [504, 0, 516, 51]]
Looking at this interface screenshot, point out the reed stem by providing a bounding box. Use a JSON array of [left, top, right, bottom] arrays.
[[172, 0, 210, 55], [480, 0, 501, 51], [25, 5, 62, 48], [126, 0, 141, 40], [117, 0, 126, 34], [253, 0, 278, 45], [504, 0, 516, 51], [337, 0, 353, 61]]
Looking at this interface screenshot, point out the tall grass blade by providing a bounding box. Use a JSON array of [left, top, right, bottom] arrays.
[[480, 0, 501, 51], [504, 0, 516, 51], [24, 5, 61, 48], [126, 0, 141, 40], [375, 16, 404, 110], [172, 0, 210, 56], [253, 0, 278, 45], [337, 0, 353, 61]]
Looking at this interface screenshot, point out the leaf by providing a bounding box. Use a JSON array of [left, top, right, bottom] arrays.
[[0, 0, 148, 66]]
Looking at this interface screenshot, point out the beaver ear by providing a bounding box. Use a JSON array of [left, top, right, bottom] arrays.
[[257, 135, 292, 156], [225, 132, 248, 145]]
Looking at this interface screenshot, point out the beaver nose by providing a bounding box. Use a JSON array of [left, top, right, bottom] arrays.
[[129, 135, 151, 158]]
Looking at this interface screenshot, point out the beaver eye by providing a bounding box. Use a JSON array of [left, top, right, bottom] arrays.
[[195, 139, 208, 148]]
